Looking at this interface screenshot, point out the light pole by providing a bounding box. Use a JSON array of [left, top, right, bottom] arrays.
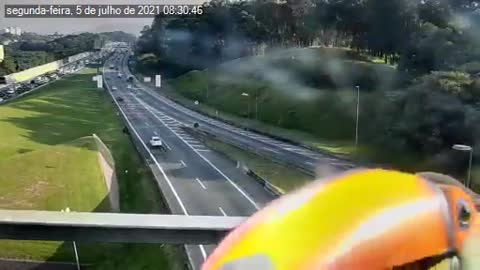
[[62, 207, 81, 270], [452, 144, 473, 188], [355, 85, 360, 149], [241, 92, 250, 118], [205, 69, 209, 103], [254, 89, 259, 120]]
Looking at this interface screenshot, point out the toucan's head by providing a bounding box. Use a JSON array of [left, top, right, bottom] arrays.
[[202, 169, 480, 270]]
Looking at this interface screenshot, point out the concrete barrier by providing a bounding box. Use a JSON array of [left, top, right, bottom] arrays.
[[4, 52, 93, 84], [184, 126, 284, 197]]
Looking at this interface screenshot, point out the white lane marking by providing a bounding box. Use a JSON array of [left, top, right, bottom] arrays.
[[165, 144, 172, 150], [104, 64, 208, 261], [195, 178, 207, 190], [199, 245, 208, 261], [133, 96, 260, 210], [136, 84, 324, 162], [185, 142, 202, 146], [196, 149, 211, 152], [218, 207, 227, 216], [145, 122, 151, 127], [263, 147, 280, 154], [180, 160, 187, 167]]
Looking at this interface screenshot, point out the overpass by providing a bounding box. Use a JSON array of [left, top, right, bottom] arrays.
[[0, 210, 243, 245]]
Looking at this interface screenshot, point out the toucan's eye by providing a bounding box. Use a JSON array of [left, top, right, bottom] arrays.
[[457, 200, 471, 229]]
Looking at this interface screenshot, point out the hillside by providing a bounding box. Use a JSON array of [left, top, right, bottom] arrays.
[[0, 137, 112, 262], [165, 47, 396, 141], [0, 137, 110, 211], [149, 46, 479, 189]]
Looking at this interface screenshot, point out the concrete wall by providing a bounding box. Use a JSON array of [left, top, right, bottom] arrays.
[[7, 60, 62, 83], [4, 52, 92, 84]]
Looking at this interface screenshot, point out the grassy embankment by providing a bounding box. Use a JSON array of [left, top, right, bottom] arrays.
[[203, 136, 313, 193], [0, 68, 185, 269], [136, 47, 479, 189], [158, 47, 397, 158]]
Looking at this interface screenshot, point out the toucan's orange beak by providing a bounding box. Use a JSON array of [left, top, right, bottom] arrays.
[[203, 169, 458, 270]]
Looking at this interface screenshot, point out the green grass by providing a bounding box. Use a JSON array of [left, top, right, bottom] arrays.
[[202, 137, 313, 193], [0, 137, 109, 211], [0, 68, 185, 269], [139, 47, 429, 172]]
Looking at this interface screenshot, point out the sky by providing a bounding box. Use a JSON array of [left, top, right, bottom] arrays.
[[1, 0, 205, 35]]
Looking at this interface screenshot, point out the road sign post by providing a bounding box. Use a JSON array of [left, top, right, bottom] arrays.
[[452, 144, 474, 187], [63, 207, 81, 270], [96, 75, 103, 89]]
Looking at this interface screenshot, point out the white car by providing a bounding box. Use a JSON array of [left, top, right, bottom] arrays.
[[7, 89, 14, 94], [149, 136, 164, 148], [117, 73, 123, 78], [112, 86, 118, 91], [127, 85, 132, 89]]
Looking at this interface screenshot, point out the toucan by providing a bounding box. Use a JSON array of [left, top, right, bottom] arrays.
[[202, 169, 480, 270]]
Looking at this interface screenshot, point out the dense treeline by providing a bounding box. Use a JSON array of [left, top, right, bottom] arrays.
[[137, 0, 480, 76], [0, 31, 135, 75], [137, 0, 480, 178]]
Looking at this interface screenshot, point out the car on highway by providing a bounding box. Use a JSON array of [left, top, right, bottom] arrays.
[[111, 86, 118, 91], [127, 85, 132, 89], [149, 136, 164, 150], [117, 73, 123, 78], [6, 89, 14, 94], [116, 97, 124, 102]]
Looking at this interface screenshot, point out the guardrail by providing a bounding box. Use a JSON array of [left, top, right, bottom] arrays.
[[183, 126, 284, 197]]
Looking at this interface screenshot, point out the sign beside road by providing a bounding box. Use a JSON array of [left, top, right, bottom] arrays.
[[96, 75, 103, 88], [144, 77, 151, 83], [155, 75, 161, 88]]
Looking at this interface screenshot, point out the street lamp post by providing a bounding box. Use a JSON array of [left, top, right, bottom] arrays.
[[63, 207, 81, 270], [255, 95, 258, 120], [452, 144, 473, 188], [355, 85, 360, 149], [241, 92, 250, 118], [205, 69, 209, 103]]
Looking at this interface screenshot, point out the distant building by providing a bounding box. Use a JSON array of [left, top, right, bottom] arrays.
[[48, 32, 63, 39], [2, 26, 22, 36]]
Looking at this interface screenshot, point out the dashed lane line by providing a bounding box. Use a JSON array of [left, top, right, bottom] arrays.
[[132, 95, 260, 211]]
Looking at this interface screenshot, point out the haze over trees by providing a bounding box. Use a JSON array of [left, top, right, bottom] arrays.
[[136, 0, 480, 179], [137, 0, 480, 74]]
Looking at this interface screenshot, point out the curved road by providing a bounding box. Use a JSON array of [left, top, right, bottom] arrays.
[[122, 54, 357, 175], [104, 53, 276, 270]]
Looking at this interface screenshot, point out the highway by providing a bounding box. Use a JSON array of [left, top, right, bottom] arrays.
[[120, 55, 357, 175], [103, 53, 276, 270]]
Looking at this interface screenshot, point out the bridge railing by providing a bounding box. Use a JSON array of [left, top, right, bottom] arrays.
[[0, 210, 244, 245]]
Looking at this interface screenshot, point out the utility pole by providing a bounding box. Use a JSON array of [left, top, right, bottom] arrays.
[[355, 85, 360, 149]]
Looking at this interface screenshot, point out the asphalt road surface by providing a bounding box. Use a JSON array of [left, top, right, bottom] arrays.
[[119, 54, 358, 176], [104, 54, 277, 270]]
